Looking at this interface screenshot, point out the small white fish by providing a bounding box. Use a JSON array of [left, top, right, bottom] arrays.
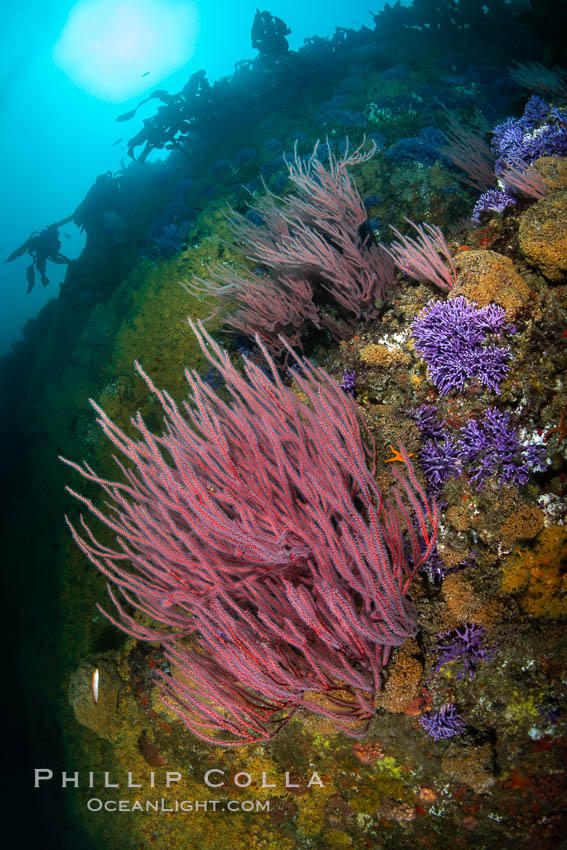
[[92, 668, 99, 704]]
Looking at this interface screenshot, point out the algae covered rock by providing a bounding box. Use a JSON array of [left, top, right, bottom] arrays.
[[532, 156, 567, 194], [519, 190, 567, 282], [441, 743, 495, 794], [376, 639, 423, 714], [452, 249, 530, 318], [68, 654, 126, 741]]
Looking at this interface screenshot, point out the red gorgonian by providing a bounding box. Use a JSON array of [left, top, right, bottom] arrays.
[[186, 139, 395, 359], [382, 218, 457, 292], [61, 321, 436, 746]]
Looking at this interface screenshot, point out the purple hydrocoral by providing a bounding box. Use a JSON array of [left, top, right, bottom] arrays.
[[419, 434, 461, 491], [521, 95, 552, 129], [492, 96, 567, 173], [521, 122, 567, 161], [473, 97, 567, 220], [459, 407, 546, 489], [471, 188, 517, 223], [147, 221, 191, 257], [409, 404, 446, 442], [340, 370, 357, 395], [493, 97, 542, 166], [433, 624, 491, 680], [409, 406, 460, 493], [420, 704, 465, 741], [410, 296, 512, 396], [409, 404, 544, 494]]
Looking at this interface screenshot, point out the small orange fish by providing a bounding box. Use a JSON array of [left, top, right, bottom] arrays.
[[92, 668, 99, 704]]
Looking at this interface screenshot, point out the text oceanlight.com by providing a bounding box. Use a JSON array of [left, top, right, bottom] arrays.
[[86, 798, 271, 813]]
